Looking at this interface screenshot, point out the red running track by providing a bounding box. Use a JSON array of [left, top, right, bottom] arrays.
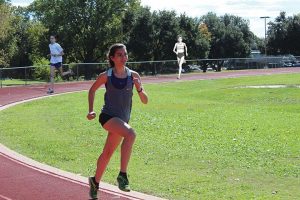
[[1, 68, 300, 200], [0, 154, 132, 200]]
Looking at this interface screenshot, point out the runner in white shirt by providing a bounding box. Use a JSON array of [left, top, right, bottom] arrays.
[[47, 35, 69, 94]]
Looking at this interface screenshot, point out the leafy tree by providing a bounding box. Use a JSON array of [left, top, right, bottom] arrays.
[[152, 10, 180, 60], [0, 2, 17, 67], [0, 3, 46, 67], [222, 14, 252, 57], [199, 23, 211, 42], [121, 0, 141, 43], [267, 12, 289, 55], [0, 0, 9, 5], [9, 6, 34, 67], [286, 14, 300, 55], [201, 12, 253, 58], [252, 34, 264, 53], [126, 6, 154, 61], [200, 12, 225, 58], [127, 11, 210, 61], [267, 12, 300, 55], [178, 14, 210, 59], [30, 0, 139, 63], [26, 21, 49, 63], [0, 3, 10, 66], [2, 0, 283, 70]]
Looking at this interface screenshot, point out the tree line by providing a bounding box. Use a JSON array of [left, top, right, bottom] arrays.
[[0, 0, 299, 68], [267, 12, 300, 56]]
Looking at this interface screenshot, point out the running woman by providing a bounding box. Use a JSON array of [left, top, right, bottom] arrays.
[[47, 35, 68, 94], [173, 35, 188, 79], [87, 43, 148, 199]]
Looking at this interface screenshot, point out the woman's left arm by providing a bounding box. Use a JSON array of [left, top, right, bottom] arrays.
[[58, 50, 64, 56], [185, 43, 188, 56], [132, 72, 148, 104], [56, 44, 64, 56]]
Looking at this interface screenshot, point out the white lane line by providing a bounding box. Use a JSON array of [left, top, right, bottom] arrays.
[[0, 194, 13, 200]]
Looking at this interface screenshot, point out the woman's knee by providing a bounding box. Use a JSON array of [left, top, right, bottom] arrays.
[[125, 128, 136, 141]]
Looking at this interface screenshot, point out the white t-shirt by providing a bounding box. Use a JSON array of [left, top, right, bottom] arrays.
[[49, 43, 63, 63]]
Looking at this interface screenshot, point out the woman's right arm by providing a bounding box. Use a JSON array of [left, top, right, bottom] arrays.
[[87, 72, 107, 120], [173, 43, 177, 54]]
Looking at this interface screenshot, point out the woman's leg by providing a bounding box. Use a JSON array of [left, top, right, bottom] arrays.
[[95, 132, 122, 183], [103, 118, 136, 174], [177, 57, 180, 65], [49, 66, 55, 90], [59, 65, 69, 76], [177, 57, 181, 79], [58, 66, 65, 76], [178, 56, 184, 79]]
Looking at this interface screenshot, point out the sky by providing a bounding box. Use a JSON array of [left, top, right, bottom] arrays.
[[11, 0, 300, 37]]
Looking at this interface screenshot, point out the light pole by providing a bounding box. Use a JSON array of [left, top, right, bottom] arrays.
[[260, 16, 270, 56]]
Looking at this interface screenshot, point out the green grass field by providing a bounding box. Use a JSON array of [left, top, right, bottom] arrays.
[[0, 73, 299, 200], [0, 78, 78, 87], [0, 79, 45, 86]]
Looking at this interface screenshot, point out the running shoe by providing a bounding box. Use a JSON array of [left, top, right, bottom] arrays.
[[88, 177, 99, 199], [69, 69, 75, 76], [117, 174, 131, 192], [47, 88, 54, 94]]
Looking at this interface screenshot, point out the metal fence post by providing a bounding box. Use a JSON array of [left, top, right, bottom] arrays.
[[24, 67, 27, 85], [234, 59, 237, 70], [0, 68, 2, 88], [76, 64, 79, 81]]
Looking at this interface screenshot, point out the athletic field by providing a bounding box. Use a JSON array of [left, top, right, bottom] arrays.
[[0, 73, 299, 199]]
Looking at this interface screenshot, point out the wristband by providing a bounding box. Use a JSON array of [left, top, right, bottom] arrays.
[[137, 88, 143, 93]]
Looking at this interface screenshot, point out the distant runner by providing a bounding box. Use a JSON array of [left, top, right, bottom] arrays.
[[47, 34, 70, 94], [173, 35, 188, 79]]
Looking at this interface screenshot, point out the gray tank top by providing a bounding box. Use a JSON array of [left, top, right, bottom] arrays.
[[101, 67, 133, 122]]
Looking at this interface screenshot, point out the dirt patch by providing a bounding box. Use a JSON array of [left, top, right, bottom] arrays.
[[236, 85, 300, 89]]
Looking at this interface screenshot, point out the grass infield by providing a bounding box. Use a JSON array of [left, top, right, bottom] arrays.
[[0, 79, 45, 86], [0, 73, 299, 199]]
